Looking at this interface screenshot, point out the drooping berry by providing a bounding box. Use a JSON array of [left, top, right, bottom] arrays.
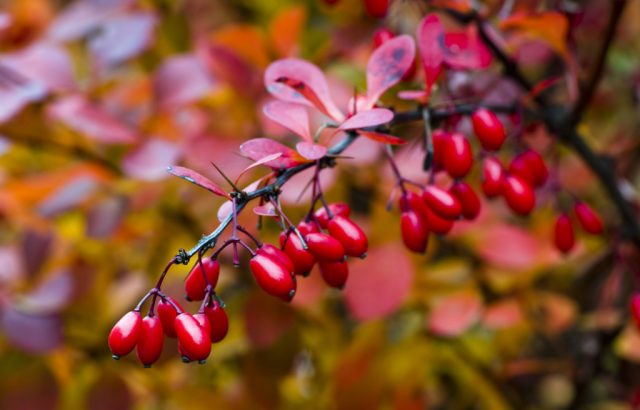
[[399, 190, 429, 216], [204, 300, 229, 343], [630, 293, 640, 330], [400, 210, 429, 253], [249, 253, 297, 301], [503, 175, 536, 216], [257, 243, 294, 274], [364, 0, 389, 18], [516, 149, 548, 187], [318, 260, 349, 289], [431, 129, 450, 170], [425, 206, 454, 235], [184, 258, 220, 301], [373, 28, 395, 48], [297, 220, 320, 235], [554, 213, 575, 254], [574, 202, 604, 235], [136, 315, 164, 367], [157, 297, 182, 338], [304, 232, 345, 263], [449, 181, 481, 220], [109, 311, 142, 359], [280, 231, 316, 276], [481, 156, 505, 198], [471, 108, 506, 151], [422, 185, 462, 220], [327, 216, 368, 258], [174, 313, 211, 363], [443, 133, 473, 178], [315, 202, 351, 228], [193, 313, 212, 338]]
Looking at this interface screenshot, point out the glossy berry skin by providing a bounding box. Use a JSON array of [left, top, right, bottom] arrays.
[[157, 297, 182, 338], [364, 0, 389, 18], [249, 253, 297, 301], [297, 220, 320, 236], [554, 213, 575, 254], [503, 175, 536, 216], [204, 301, 229, 343], [574, 202, 604, 235], [305, 232, 345, 263], [443, 133, 473, 178], [399, 190, 429, 217], [193, 313, 211, 339], [174, 313, 211, 362], [184, 258, 220, 301], [422, 185, 462, 220], [373, 28, 395, 48], [318, 261, 349, 289], [481, 156, 505, 198], [257, 244, 294, 274], [136, 315, 164, 367], [630, 293, 640, 330], [449, 182, 481, 220], [109, 311, 142, 359], [280, 232, 316, 276], [425, 206, 454, 235], [315, 203, 350, 228], [400, 210, 428, 253], [327, 216, 368, 258], [509, 150, 548, 188], [432, 129, 450, 170], [471, 108, 506, 151]]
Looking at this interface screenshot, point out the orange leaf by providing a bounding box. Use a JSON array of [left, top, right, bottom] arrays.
[[211, 25, 269, 68], [499, 12, 569, 59], [269, 6, 306, 58]]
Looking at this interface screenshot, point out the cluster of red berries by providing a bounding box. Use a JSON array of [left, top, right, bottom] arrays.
[[553, 201, 604, 253], [323, 0, 390, 19]]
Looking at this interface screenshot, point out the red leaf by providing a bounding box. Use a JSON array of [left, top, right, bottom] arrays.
[[89, 13, 156, 68], [443, 28, 492, 70], [154, 54, 216, 110], [123, 139, 181, 181], [236, 152, 282, 183], [264, 58, 345, 122], [199, 44, 262, 96], [239, 138, 306, 169], [475, 224, 554, 270], [364, 35, 415, 108], [296, 141, 327, 160], [482, 299, 523, 329], [166, 165, 229, 198], [428, 292, 482, 337], [417, 14, 444, 97], [253, 203, 277, 217], [339, 108, 393, 130], [263, 101, 312, 141], [357, 130, 405, 145]]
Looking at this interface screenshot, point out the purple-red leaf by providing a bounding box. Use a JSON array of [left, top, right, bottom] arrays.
[[166, 165, 229, 198], [263, 101, 312, 141], [239, 138, 306, 169], [296, 141, 327, 160], [235, 152, 282, 183], [443, 28, 492, 70], [339, 108, 393, 130], [417, 13, 445, 97], [253, 203, 277, 217], [123, 139, 181, 181], [154, 54, 216, 110], [88, 13, 156, 68], [364, 35, 415, 108], [357, 130, 405, 145], [264, 58, 345, 122]]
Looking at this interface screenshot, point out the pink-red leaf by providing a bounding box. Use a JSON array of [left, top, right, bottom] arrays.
[[235, 152, 282, 183], [253, 203, 277, 217], [428, 292, 482, 337], [263, 101, 312, 141], [417, 13, 444, 96], [239, 138, 305, 169], [338, 108, 393, 130], [443, 28, 492, 70], [88, 13, 156, 68], [166, 165, 229, 198], [357, 130, 405, 145], [296, 141, 327, 160], [154, 54, 216, 110]]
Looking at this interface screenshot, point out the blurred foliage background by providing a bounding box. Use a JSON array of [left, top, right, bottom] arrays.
[[0, 0, 640, 409]]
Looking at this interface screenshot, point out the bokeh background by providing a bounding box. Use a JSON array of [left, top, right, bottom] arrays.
[[1, 0, 640, 408]]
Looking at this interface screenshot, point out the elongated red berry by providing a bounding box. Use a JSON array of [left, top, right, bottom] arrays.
[[373, 28, 395, 48], [554, 213, 575, 254], [193, 313, 211, 338], [521, 149, 548, 187], [204, 300, 229, 343], [449, 181, 481, 220], [364, 0, 389, 18], [315, 203, 351, 228], [508, 155, 536, 186], [399, 190, 428, 216], [280, 231, 316, 276], [481, 156, 505, 198], [305, 232, 345, 263], [574, 202, 603, 234], [184, 258, 220, 301], [422, 185, 462, 220], [249, 253, 297, 301], [471, 108, 506, 151], [630, 293, 640, 330], [136, 315, 164, 367], [503, 175, 535, 215], [425, 206, 454, 235], [157, 297, 182, 338], [109, 311, 142, 359], [257, 243, 294, 274], [297, 220, 320, 235], [432, 129, 450, 170], [443, 133, 473, 178], [175, 313, 211, 362], [327, 216, 368, 258], [319, 261, 349, 289], [401, 210, 428, 253]]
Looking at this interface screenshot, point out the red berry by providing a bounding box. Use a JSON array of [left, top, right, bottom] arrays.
[[314, 202, 350, 228], [257, 243, 294, 274], [471, 108, 506, 151], [400, 210, 429, 253], [109, 311, 142, 359], [249, 253, 297, 301], [136, 315, 164, 367], [508, 155, 536, 186], [193, 313, 212, 339], [364, 0, 389, 18], [521, 149, 548, 187], [174, 313, 211, 363], [422, 185, 462, 220], [157, 297, 182, 338], [399, 190, 429, 217], [425, 206, 454, 235], [481, 156, 505, 198], [327, 216, 368, 258], [204, 300, 229, 343], [304, 232, 345, 263], [373, 27, 395, 48], [503, 175, 536, 215], [554, 213, 575, 254], [432, 129, 450, 170], [318, 260, 349, 289], [574, 202, 603, 234], [297, 220, 320, 235], [184, 258, 220, 301], [630, 293, 640, 330], [449, 181, 481, 220], [280, 231, 316, 276], [443, 133, 473, 178]]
